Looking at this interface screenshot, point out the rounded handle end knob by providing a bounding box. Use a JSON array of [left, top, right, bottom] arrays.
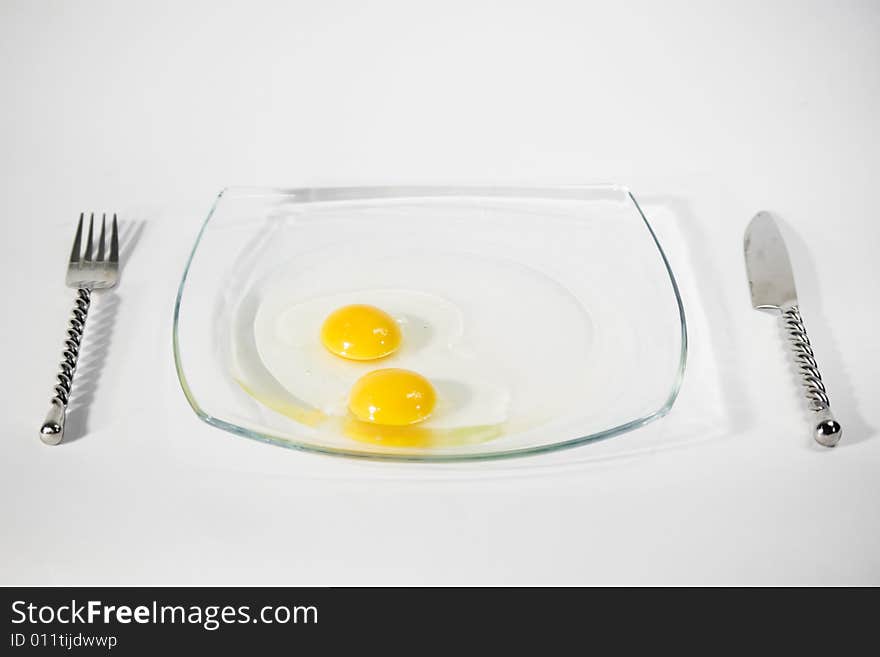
[[815, 419, 842, 448], [40, 400, 65, 446]]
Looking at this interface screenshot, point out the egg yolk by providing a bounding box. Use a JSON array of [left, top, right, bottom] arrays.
[[320, 304, 402, 361], [348, 368, 437, 426]]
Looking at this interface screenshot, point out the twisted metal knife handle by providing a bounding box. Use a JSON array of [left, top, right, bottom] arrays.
[[40, 288, 91, 445], [781, 303, 841, 447]]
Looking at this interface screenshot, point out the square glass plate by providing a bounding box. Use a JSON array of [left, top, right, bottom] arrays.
[[173, 186, 687, 461]]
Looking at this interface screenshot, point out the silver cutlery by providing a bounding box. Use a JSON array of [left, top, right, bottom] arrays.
[[40, 213, 119, 445], [744, 212, 841, 447]]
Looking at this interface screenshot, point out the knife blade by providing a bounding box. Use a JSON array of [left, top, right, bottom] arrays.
[[744, 212, 797, 310], [744, 212, 842, 447]]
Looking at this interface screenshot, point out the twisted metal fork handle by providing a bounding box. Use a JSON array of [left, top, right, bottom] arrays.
[[780, 303, 841, 447], [40, 288, 91, 445]]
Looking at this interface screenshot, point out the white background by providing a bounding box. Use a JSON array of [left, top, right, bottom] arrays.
[[2, 0, 878, 585]]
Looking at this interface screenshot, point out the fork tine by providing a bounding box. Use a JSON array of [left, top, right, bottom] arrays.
[[69, 213, 84, 263], [109, 214, 119, 265], [96, 213, 106, 261], [83, 213, 94, 261]]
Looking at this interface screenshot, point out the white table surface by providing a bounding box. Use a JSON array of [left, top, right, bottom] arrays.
[[2, 0, 879, 585]]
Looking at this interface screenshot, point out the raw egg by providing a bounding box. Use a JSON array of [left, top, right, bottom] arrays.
[[348, 368, 436, 426], [320, 304, 402, 361], [248, 288, 510, 442]]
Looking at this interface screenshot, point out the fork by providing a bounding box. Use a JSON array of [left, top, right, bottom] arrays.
[[40, 213, 119, 445]]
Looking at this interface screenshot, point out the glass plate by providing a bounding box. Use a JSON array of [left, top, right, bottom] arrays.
[[173, 186, 687, 461]]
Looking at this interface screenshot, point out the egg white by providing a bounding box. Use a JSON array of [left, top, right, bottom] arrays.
[[252, 288, 510, 429]]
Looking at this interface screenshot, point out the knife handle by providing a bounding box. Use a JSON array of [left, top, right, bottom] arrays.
[[781, 304, 841, 447]]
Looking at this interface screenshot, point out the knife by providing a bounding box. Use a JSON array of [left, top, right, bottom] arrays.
[[744, 212, 842, 447]]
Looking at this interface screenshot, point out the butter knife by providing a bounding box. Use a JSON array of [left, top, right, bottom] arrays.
[[744, 212, 842, 447]]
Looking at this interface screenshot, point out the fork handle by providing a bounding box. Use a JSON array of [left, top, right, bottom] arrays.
[[40, 288, 91, 445], [781, 303, 842, 447]]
